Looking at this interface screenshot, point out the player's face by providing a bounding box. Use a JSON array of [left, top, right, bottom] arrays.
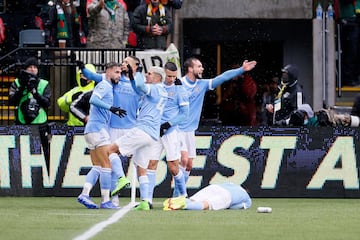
[[109, 66, 122, 84], [145, 71, 161, 83], [164, 69, 177, 85], [121, 57, 137, 73], [191, 60, 203, 79]]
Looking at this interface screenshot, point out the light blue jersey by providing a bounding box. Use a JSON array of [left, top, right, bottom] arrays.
[[219, 183, 252, 209], [162, 84, 189, 134], [84, 80, 113, 134], [132, 73, 168, 140], [178, 77, 210, 131], [82, 69, 140, 129], [111, 75, 140, 129], [179, 67, 246, 131]]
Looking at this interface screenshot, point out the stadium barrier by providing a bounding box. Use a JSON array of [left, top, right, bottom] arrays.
[[0, 125, 359, 198]]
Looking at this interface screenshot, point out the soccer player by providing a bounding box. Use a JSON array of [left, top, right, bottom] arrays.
[[108, 66, 168, 210], [80, 56, 142, 207], [147, 62, 189, 205], [177, 58, 257, 195], [77, 62, 127, 209], [163, 182, 252, 210]]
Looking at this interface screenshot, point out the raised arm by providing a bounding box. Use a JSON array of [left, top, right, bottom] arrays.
[[212, 60, 257, 89]]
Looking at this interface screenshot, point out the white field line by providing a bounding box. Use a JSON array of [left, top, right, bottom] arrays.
[[73, 201, 137, 240]]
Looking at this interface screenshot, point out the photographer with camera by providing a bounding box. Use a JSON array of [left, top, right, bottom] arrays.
[[9, 57, 51, 125]]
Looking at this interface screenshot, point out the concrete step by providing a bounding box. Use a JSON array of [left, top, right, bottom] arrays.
[[335, 86, 360, 108]]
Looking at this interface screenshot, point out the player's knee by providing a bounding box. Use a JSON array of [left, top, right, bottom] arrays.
[[148, 160, 158, 170]]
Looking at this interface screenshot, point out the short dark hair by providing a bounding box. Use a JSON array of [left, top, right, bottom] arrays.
[[164, 61, 177, 71], [105, 62, 121, 69], [128, 56, 140, 66], [183, 57, 199, 73]]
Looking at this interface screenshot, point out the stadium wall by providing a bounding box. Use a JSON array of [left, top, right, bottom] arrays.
[[0, 125, 359, 198]]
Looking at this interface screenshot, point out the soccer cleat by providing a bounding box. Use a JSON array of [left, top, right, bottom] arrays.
[[171, 196, 186, 210], [100, 201, 119, 209], [134, 200, 151, 211], [111, 197, 120, 208], [163, 196, 186, 211], [77, 194, 99, 209], [163, 198, 172, 211], [111, 176, 130, 197]]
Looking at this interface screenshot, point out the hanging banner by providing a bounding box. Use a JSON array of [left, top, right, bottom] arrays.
[[135, 43, 182, 78], [0, 125, 359, 198]]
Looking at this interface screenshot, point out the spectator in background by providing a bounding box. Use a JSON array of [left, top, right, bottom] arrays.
[[297, 103, 318, 126], [57, 63, 96, 126], [266, 64, 304, 125], [77, 0, 89, 38], [127, 0, 181, 48], [0, 0, 41, 54], [86, 0, 129, 48], [0, 16, 6, 47], [257, 76, 279, 125], [334, 0, 360, 86], [339, 94, 360, 126], [124, 0, 141, 47], [125, 0, 141, 25], [46, 0, 86, 47], [132, 0, 172, 50], [286, 104, 319, 127], [219, 63, 257, 126], [9, 57, 51, 125], [8, 56, 52, 171], [141, 0, 183, 10]]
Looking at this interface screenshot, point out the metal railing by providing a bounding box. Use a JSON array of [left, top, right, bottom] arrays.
[[0, 47, 136, 125]]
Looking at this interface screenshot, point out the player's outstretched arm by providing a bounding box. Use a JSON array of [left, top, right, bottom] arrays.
[[242, 60, 257, 72], [211, 59, 257, 89]]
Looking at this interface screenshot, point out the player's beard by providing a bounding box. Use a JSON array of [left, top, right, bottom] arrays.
[[194, 72, 202, 79], [111, 78, 119, 84]]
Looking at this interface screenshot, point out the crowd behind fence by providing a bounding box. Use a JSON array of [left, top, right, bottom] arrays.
[[0, 47, 136, 125]]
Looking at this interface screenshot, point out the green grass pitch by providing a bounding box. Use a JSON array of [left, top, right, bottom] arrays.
[[0, 197, 359, 240]]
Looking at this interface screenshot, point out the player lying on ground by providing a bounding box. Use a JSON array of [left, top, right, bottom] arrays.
[[163, 182, 251, 210]]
